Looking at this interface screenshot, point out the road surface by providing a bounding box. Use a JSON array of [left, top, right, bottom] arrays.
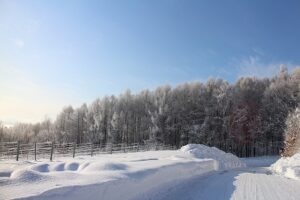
[[135, 157, 300, 200]]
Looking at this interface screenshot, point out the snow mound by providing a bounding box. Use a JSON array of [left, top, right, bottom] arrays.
[[180, 144, 246, 170], [65, 162, 80, 171], [27, 161, 128, 174], [51, 163, 65, 171], [271, 153, 300, 180], [31, 163, 50, 172], [80, 162, 128, 172], [10, 169, 46, 182], [29, 162, 80, 173]]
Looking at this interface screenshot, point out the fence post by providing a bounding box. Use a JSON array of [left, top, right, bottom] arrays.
[[34, 142, 37, 161], [16, 141, 20, 161], [91, 143, 94, 157], [73, 143, 76, 158], [50, 142, 54, 161]]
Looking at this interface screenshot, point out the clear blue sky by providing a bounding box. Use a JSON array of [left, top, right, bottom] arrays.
[[0, 0, 300, 124]]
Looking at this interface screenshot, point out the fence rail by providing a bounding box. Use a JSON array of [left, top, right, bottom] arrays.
[[0, 142, 176, 161], [0, 140, 283, 161]]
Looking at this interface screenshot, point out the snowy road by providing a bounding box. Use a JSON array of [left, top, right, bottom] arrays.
[[135, 157, 300, 200]]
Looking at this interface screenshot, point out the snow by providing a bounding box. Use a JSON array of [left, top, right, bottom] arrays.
[[0, 144, 244, 200], [3, 145, 300, 200], [271, 153, 300, 180], [241, 156, 280, 167], [135, 156, 300, 200], [180, 144, 246, 170]]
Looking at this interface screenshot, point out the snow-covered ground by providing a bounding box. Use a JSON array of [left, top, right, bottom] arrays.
[[271, 153, 300, 180], [1, 145, 300, 200], [0, 144, 243, 200]]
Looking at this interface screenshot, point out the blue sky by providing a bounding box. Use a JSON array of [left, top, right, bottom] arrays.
[[1, 0, 300, 125]]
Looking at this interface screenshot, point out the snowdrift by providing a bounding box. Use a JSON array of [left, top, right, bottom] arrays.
[[0, 144, 245, 200], [180, 144, 246, 170], [271, 153, 300, 180]]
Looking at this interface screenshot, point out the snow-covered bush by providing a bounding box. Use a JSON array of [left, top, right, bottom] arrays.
[[282, 107, 300, 157]]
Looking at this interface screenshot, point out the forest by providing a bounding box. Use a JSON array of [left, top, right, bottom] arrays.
[[1, 67, 299, 156]]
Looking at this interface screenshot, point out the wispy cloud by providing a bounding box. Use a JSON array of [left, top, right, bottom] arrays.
[[234, 56, 297, 79]]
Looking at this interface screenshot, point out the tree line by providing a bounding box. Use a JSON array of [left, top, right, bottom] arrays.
[[1, 67, 299, 156]]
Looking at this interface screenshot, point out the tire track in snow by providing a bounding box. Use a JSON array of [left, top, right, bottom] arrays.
[[135, 167, 300, 200]]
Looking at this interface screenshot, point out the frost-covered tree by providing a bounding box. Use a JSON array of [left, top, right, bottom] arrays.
[[141, 86, 170, 145], [55, 106, 74, 142], [0, 121, 5, 142], [283, 107, 300, 157], [71, 104, 88, 144], [2, 66, 299, 157], [260, 67, 300, 153]]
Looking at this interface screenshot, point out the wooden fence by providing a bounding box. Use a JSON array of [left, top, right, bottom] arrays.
[[0, 140, 283, 161], [0, 142, 176, 161]]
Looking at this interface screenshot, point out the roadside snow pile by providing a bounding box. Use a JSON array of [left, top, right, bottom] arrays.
[[271, 153, 300, 180], [181, 144, 246, 170]]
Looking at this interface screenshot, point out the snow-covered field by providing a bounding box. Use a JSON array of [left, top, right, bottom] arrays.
[[271, 153, 300, 180], [0, 144, 244, 200], [1, 144, 300, 200]]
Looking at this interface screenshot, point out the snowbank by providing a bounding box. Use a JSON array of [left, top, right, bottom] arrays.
[[0, 144, 245, 200], [180, 144, 246, 170], [271, 153, 300, 180]]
